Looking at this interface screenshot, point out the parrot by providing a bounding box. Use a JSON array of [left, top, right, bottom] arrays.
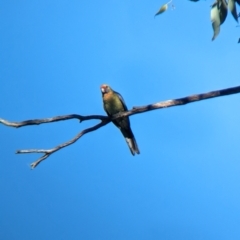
[[100, 84, 140, 155]]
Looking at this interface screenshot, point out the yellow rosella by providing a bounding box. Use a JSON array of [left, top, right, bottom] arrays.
[[100, 84, 140, 155]]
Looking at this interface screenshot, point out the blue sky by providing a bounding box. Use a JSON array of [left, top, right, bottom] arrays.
[[1, 1, 240, 239]]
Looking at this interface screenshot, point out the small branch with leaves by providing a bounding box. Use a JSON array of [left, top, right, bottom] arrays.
[[155, 0, 240, 42], [1, 85, 240, 169]]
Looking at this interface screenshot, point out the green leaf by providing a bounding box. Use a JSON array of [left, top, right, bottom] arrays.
[[219, 0, 228, 25], [211, 2, 221, 40], [228, 0, 239, 22], [155, 4, 168, 16]]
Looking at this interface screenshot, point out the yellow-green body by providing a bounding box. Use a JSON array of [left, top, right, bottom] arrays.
[[100, 84, 140, 155]]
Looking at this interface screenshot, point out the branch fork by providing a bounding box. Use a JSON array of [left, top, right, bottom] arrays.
[[1, 85, 240, 169]]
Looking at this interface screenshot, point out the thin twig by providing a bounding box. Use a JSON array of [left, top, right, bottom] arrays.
[[16, 119, 110, 169], [0, 114, 109, 128]]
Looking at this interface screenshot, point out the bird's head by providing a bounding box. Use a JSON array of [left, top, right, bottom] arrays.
[[100, 84, 112, 94]]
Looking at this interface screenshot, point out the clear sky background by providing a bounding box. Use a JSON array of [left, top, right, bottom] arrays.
[[1, 1, 240, 239]]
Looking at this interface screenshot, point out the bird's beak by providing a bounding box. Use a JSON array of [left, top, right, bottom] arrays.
[[101, 87, 105, 93]]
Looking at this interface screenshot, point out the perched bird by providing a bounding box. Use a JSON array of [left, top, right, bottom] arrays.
[[100, 84, 140, 155]]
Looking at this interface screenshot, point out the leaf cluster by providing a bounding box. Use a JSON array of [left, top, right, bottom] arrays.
[[155, 0, 240, 41], [211, 0, 239, 40]]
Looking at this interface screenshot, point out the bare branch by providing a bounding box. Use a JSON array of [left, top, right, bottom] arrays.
[[113, 85, 240, 119], [16, 119, 110, 169], [0, 114, 109, 128], [1, 85, 240, 168]]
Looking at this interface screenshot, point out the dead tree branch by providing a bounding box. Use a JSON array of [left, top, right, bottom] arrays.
[[17, 120, 110, 169], [113, 85, 240, 119], [1, 85, 240, 169], [0, 115, 110, 168], [0, 114, 109, 128]]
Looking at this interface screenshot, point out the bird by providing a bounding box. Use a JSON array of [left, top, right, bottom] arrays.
[[100, 84, 140, 155]]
